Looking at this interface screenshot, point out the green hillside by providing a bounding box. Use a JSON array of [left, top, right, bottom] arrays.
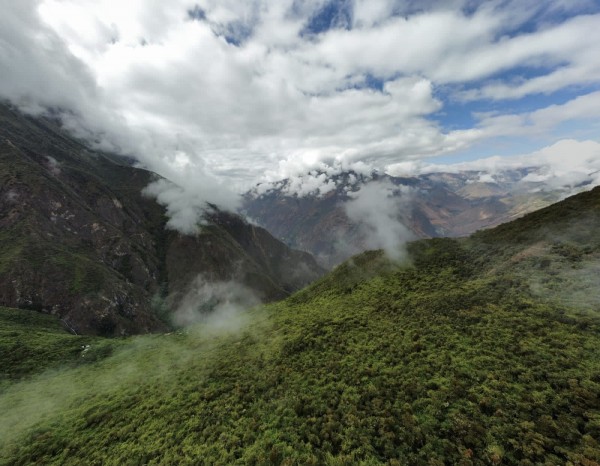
[[1, 188, 600, 465], [0, 307, 119, 387]]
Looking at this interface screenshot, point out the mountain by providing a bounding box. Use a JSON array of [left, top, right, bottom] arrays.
[[243, 170, 565, 268], [1, 186, 599, 464], [0, 103, 323, 335]]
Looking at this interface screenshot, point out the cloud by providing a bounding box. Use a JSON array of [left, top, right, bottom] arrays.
[[170, 275, 260, 329], [285, 172, 337, 197], [344, 180, 414, 261], [455, 14, 600, 101], [0, 0, 598, 195], [45, 156, 61, 176], [0, 0, 99, 114], [515, 140, 600, 192], [386, 139, 600, 194], [476, 91, 600, 138], [143, 178, 239, 235]]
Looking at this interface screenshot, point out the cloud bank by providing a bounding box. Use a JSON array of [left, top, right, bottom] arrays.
[[0, 0, 599, 201], [387, 139, 600, 194]]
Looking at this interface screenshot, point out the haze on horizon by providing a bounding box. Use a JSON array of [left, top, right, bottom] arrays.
[[1, 0, 600, 206]]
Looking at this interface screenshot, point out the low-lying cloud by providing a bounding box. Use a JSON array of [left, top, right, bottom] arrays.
[[143, 178, 239, 235], [344, 180, 414, 261], [170, 275, 261, 331], [386, 139, 600, 196]]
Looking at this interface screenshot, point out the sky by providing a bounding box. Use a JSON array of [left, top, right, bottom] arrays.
[[1, 0, 600, 206]]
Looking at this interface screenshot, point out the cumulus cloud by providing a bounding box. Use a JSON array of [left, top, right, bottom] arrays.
[[0, 0, 598, 195], [344, 180, 414, 261]]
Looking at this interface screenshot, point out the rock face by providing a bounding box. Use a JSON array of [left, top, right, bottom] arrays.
[[0, 103, 323, 335], [243, 171, 563, 268], [165, 209, 324, 310]]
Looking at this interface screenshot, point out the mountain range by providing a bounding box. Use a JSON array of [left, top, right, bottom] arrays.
[[1, 101, 596, 333], [243, 169, 572, 268]]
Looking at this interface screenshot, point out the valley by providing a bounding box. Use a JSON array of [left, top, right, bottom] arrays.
[[243, 171, 569, 268], [1, 3, 600, 464]]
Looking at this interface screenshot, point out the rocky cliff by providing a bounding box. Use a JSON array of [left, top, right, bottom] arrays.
[[0, 103, 323, 335]]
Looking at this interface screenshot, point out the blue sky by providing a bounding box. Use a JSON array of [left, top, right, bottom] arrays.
[[1, 0, 600, 201]]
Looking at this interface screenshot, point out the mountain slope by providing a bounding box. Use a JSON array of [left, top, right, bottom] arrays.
[[1, 187, 599, 465], [243, 171, 563, 267], [0, 103, 323, 335]]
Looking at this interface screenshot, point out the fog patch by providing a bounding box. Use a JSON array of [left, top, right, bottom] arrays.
[[530, 261, 600, 311], [344, 180, 414, 261], [525, 239, 600, 313], [4, 189, 19, 203], [171, 276, 261, 332], [0, 288, 265, 450], [45, 155, 60, 175], [326, 228, 364, 268]]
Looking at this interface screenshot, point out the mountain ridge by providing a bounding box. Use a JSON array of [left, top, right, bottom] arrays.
[[0, 103, 323, 335]]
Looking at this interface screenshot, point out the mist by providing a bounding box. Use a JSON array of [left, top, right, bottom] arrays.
[[523, 226, 600, 313], [170, 275, 261, 331], [0, 278, 264, 453], [344, 180, 414, 261], [143, 178, 240, 235], [529, 261, 600, 311]]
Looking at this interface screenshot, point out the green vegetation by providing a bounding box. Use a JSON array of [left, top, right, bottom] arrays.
[[1, 187, 599, 465], [472, 186, 600, 247], [0, 307, 117, 386], [1, 250, 600, 463]]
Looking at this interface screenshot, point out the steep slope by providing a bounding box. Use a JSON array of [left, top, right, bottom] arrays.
[[1, 187, 599, 465], [244, 171, 562, 267], [165, 209, 324, 311], [0, 103, 323, 335], [0, 104, 168, 335], [468, 185, 600, 313]]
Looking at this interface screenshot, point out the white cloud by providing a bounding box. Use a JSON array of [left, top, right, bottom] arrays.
[[142, 179, 206, 235], [0, 0, 99, 114], [457, 15, 600, 101], [387, 139, 600, 194], [0, 0, 598, 199], [344, 180, 414, 261], [143, 178, 239, 235], [470, 91, 600, 140], [478, 173, 495, 183], [283, 172, 337, 197]]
